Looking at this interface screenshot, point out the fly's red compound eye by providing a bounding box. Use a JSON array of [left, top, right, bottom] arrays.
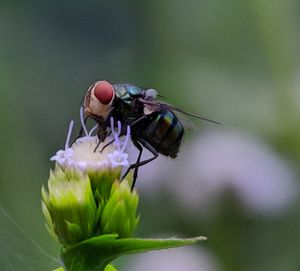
[[93, 81, 114, 104]]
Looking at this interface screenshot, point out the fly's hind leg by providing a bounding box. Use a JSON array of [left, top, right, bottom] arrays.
[[122, 137, 158, 190], [122, 138, 143, 189]]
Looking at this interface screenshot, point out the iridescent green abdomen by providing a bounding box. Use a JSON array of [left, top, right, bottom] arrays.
[[138, 109, 184, 158]]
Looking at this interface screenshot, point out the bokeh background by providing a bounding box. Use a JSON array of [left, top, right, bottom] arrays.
[[1, 0, 300, 270]]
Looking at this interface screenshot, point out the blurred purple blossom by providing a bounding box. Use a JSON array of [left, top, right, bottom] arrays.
[[124, 246, 219, 271], [133, 129, 298, 216]]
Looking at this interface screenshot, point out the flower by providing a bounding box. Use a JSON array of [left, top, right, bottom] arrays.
[[125, 246, 219, 271], [177, 130, 298, 215], [137, 129, 298, 216], [42, 108, 139, 246], [42, 107, 206, 271], [50, 109, 130, 173]]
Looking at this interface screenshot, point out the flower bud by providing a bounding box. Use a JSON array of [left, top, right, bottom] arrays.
[[42, 166, 98, 246], [101, 180, 139, 238]]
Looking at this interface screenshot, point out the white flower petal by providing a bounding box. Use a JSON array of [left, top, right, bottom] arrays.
[[51, 115, 132, 173]]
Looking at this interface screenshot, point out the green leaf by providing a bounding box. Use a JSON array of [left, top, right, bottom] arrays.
[[61, 234, 206, 271]]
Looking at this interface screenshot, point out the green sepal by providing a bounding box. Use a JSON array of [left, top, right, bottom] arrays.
[[100, 180, 139, 238], [88, 168, 121, 203], [60, 234, 206, 271], [65, 221, 82, 238]]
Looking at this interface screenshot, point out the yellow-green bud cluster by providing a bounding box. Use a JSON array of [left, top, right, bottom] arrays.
[[42, 162, 139, 247]]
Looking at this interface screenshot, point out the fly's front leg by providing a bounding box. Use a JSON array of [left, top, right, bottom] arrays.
[[94, 125, 108, 152]]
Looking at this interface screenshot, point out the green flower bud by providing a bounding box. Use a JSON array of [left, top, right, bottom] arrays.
[[42, 166, 98, 246], [100, 179, 139, 238]]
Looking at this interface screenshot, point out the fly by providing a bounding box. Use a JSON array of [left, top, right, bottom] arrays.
[[82, 80, 220, 188]]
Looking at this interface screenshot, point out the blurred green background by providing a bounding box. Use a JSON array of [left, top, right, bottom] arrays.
[[1, 0, 300, 270]]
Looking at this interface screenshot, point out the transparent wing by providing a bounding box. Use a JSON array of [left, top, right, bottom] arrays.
[[139, 98, 221, 129], [160, 102, 222, 125]]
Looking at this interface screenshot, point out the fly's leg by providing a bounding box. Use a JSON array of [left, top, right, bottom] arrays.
[[99, 131, 118, 152], [94, 126, 108, 152], [122, 137, 158, 190], [122, 138, 143, 189]]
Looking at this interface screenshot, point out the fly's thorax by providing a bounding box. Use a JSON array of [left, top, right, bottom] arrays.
[[113, 83, 145, 104], [111, 95, 145, 125]]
